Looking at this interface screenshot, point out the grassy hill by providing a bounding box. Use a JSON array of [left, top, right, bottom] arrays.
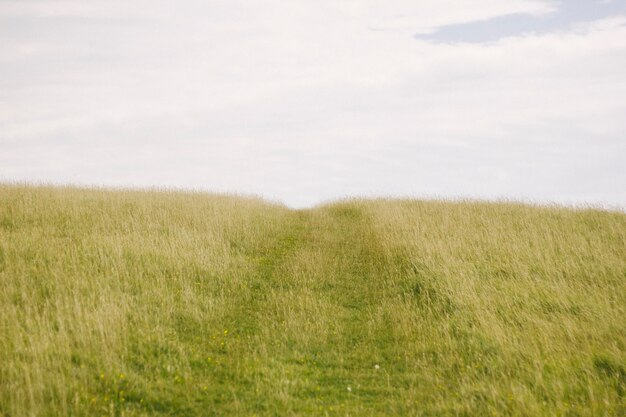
[[1, 184, 625, 416]]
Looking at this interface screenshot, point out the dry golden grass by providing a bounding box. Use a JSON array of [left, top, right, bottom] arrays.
[[1, 184, 625, 416]]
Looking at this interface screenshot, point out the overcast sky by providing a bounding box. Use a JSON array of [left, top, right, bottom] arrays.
[[1, 0, 625, 208]]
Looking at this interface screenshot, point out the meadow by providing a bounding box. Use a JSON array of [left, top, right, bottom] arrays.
[[1, 184, 625, 416]]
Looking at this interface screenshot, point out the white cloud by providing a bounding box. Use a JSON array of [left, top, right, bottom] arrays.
[[1, 0, 625, 208]]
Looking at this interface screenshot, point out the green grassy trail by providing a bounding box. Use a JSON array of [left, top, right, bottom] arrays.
[[1, 185, 625, 416]]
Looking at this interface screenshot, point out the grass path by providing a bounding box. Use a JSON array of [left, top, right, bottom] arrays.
[[225, 205, 415, 415], [194, 206, 402, 415]]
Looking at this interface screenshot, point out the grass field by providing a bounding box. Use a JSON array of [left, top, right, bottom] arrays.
[[1, 184, 625, 416]]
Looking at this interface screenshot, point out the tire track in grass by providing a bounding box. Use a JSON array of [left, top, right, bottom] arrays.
[[203, 210, 311, 413], [241, 210, 309, 331]]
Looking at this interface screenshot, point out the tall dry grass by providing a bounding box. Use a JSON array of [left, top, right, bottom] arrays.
[[1, 185, 624, 416]]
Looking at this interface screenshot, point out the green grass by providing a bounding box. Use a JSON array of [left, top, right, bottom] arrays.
[[1, 184, 625, 416]]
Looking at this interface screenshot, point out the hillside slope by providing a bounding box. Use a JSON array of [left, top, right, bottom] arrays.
[[1, 185, 625, 416]]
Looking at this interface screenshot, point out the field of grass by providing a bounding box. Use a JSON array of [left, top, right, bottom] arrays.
[[1, 184, 625, 416]]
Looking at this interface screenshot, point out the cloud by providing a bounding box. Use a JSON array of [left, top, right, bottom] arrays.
[[1, 0, 625, 208], [419, 0, 626, 43]]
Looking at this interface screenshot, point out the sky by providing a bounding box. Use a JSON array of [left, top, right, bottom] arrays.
[[1, 0, 625, 208]]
